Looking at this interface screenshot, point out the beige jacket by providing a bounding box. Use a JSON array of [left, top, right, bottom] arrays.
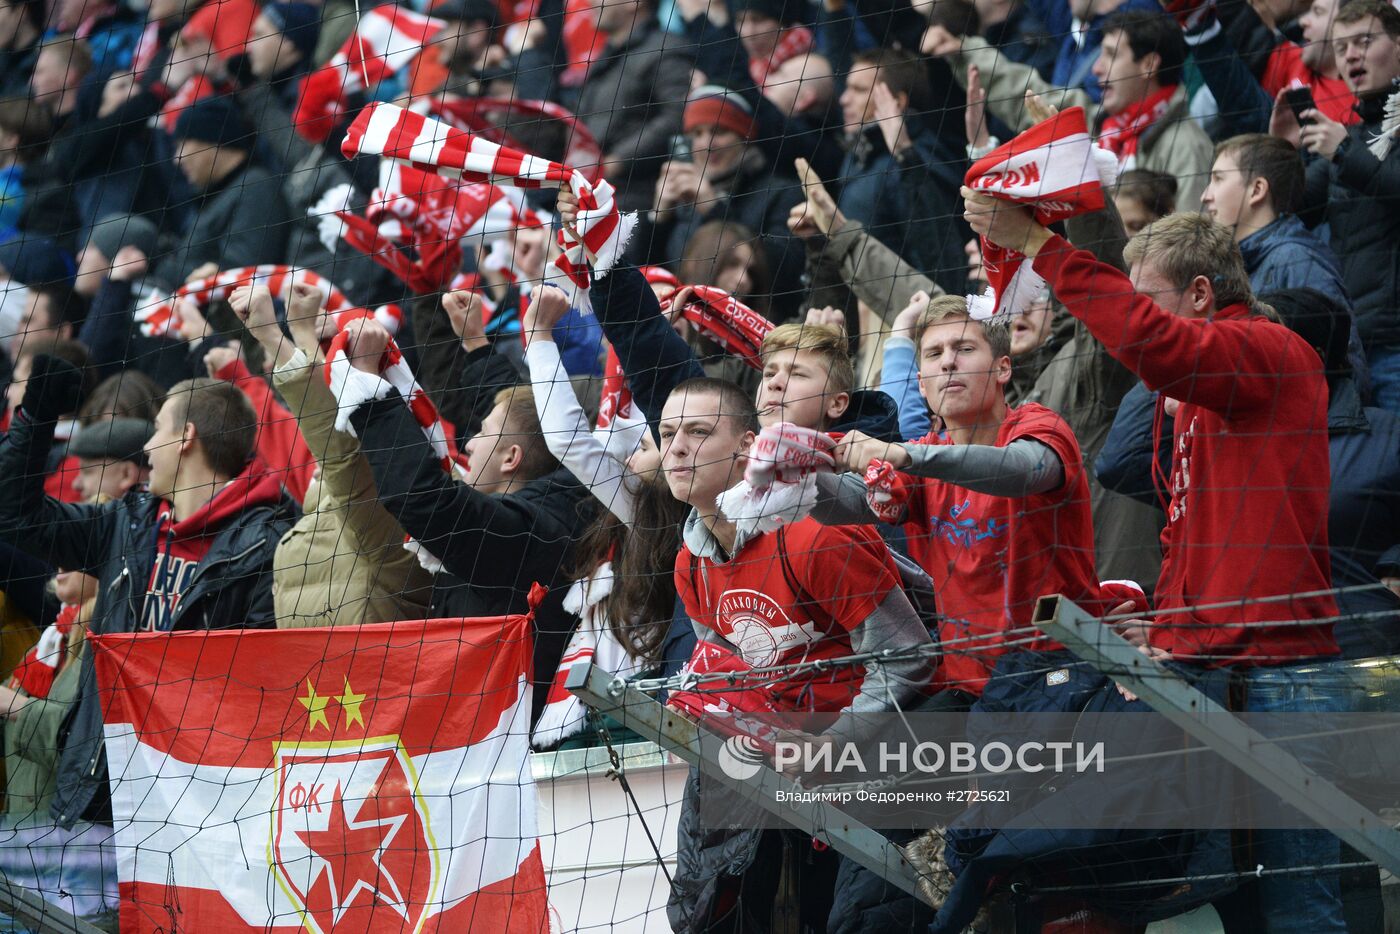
[[271, 349, 434, 628], [948, 37, 1215, 207]]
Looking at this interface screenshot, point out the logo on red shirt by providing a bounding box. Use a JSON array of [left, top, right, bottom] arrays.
[[716, 589, 818, 668], [930, 500, 1009, 547]]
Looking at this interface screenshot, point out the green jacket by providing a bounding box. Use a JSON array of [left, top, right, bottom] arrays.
[[4, 646, 84, 828]]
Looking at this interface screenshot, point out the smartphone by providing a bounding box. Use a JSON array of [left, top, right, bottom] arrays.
[[1285, 85, 1317, 124], [670, 133, 693, 163]]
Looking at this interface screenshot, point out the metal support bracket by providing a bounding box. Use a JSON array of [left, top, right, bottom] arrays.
[[566, 661, 933, 904], [1034, 594, 1400, 875], [0, 876, 107, 934]]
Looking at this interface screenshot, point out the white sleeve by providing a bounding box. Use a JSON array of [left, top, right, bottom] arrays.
[[524, 340, 638, 524]]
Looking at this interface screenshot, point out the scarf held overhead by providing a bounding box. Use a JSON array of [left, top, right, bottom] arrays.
[[136, 266, 355, 339], [341, 102, 636, 314], [963, 106, 1118, 321]]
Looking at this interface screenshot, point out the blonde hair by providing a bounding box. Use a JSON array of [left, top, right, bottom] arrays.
[[759, 322, 855, 397], [1123, 212, 1254, 309], [911, 295, 1012, 361]]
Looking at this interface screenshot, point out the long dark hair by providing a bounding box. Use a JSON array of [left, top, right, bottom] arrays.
[[570, 472, 690, 666]]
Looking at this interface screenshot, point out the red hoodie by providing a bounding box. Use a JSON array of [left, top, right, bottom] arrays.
[[141, 461, 286, 632], [1033, 235, 1338, 666]]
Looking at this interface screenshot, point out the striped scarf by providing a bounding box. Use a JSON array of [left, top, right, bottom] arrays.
[[136, 266, 356, 340], [342, 102, 636, 316], [750, 25, 814, 90]]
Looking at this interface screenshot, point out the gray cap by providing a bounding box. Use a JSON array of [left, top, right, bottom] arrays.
[[85, 214, 161, 264], [68, 418, 153, 465]]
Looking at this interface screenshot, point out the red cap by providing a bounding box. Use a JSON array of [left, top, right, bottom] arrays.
[[683, 93, 756, 141]]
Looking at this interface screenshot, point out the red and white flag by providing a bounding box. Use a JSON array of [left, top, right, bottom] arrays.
[[92, 599, 550, 933]]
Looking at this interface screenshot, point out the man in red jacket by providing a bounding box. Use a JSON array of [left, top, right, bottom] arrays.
[[963, 195, 1345, 932]]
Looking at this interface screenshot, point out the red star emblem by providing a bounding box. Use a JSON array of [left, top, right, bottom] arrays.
[[295, 780, 410, 926], [274, 745, 433, 932]]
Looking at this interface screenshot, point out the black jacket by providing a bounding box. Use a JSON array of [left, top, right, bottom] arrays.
[[349, 393, 598, 722], [1302, 88, 1400, 349], [0, 412, 297, 825], [653, 155, 806, 320]]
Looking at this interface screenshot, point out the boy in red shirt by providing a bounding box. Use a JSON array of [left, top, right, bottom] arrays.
[[663, 376, 934, 732], [964, 197, 1343, 932], [659, 376, 934, 931], [813, 295, 1105, 700]]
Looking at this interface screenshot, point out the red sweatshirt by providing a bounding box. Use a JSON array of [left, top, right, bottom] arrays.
[[1033, 235, 1338, 666], [675, 519, 901, 713]]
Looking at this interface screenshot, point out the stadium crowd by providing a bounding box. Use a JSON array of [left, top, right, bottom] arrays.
[[0, 0, 1397, 926]]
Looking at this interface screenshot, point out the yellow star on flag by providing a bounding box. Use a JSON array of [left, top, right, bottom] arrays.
[[338, 679, 367, 730], [298, 679, 331, 732]]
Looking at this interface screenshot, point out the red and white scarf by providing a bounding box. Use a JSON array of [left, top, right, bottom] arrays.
[[715, 422, 837, 537], [533, 561, 645, 749], [322, 308, 464, 476], [964, 106, 1118, 321], [750, 25, 814, 90], [9, 604, 78, 700], [665, 285, 774, 368], [136, 266, 355, 339], [341, 102, 637, 315], [430, 97, 606, 187], [1098, 84, 1176, 163], [316, 152, 547, 295], [294, 6, 445, 143]]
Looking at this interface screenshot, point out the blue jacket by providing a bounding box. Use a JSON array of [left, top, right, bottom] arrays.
[[1096, 377, 1400, 658], [1239, 214, 1350, 306]]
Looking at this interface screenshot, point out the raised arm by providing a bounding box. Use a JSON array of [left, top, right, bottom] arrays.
[[941, 35, 1093, 133], [0, 358, 119, 570], [336, 318, 580, 583], [789, 159, 943, 321], [966, 190, 1318, 417], [878, 292, 935, 440], [522, 286, 638, 524]]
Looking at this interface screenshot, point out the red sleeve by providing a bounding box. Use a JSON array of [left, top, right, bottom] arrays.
[[783, 522, 900, 633], [1032, 234, 1315, 419], [216, 358, 315, 502]]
